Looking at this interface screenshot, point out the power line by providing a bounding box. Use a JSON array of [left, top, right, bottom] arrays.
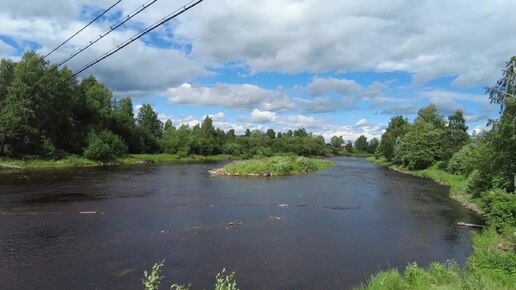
[[53, 0, 159, 70], [42, 0, 123, 60], [60, 0, 204, 85]]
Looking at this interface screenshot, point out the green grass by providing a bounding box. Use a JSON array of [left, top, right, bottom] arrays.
[[212, 156, 334, 176], [366, 157, 467, 195], [0, 156, 96, 169], [0, 154, 236, 170], [119, 154, 234, 164], [356, 227, 516, 290]]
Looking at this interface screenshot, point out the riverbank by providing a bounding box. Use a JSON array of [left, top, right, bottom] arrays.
[[0, 154, 236, 170], [209, 156, 334, 176], [366, 157, 481, 214], [360, 156, 516, 289]]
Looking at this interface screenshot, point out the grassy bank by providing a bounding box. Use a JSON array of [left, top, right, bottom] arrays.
[[210, 156, 334, 176], [356, 227, 516, 290], [366, 157, 476, 210], [0, 154, 235, 170], [361, 157, 516, 289]]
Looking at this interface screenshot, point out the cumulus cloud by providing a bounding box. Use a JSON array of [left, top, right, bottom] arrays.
[[240, 109, 277, 123], [275, 114, 326, 129], [166, 83, 294, 111], [175, 0, 516, 86]]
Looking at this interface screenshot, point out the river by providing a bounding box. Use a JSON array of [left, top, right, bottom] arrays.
[[0, 157, 483, 289]]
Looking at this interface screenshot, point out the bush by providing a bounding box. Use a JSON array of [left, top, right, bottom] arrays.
[[447, 144, 478, 176], [83, 130, 127, 162], [480, 189, 516, 232], [40, 137, 57, 160]]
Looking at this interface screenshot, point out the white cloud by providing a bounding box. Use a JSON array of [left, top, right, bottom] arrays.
[[355, 118, 369, 126], [166, 83, 294, 111], [174, 0, 516, 86], [275, 114, 326, 129], [241, 109, 277, 123]]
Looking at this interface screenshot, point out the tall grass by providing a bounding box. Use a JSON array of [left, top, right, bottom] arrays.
[[142, 261, 238, 290], [357, 227, 516, 289]]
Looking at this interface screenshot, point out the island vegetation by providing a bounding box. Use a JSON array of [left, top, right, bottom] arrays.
[[209, 155, 334, 176], [0, 52, 377, 170]]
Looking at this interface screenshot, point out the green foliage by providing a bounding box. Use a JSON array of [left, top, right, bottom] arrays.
[[367, 138, 379, 154], [137, 104, 163, 139], [355, 135, 368, 152], [378, 116, 410, 161], [330, 135, 344, 148], [446, 144, 478, 176], [83, 130, 127, 162], [142, 260, 164, 290], [394, 119, 444, 170], [219, 156, 333, 176], [415, 103, 446, 129], [358, 230, 516, 290], [479, 189, 516, 232], [215, 269, 239, 290]]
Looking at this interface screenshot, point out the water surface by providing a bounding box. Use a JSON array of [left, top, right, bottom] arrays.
[[0, 157, 482, 289]]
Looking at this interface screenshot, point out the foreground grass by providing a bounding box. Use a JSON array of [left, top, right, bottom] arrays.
[[0, 154, 235, 170], [362, 157, 516, 289], [356, 227, 516, 290], [211, 156, 334, 176]]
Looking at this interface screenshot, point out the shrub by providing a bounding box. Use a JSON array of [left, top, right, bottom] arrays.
[[83, 130, 127, 162], [480, 189, 516, 232], [447, 144, 478, 176], [40, 137, 57, 160]]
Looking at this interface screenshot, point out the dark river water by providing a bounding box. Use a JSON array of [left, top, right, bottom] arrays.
[[0, 157, 483, 290]]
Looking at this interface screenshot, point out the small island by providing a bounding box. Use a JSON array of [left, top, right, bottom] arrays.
[[209, 156, 334, 176]]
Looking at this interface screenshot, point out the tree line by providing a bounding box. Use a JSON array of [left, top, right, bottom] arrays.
[[375, 56, 516, 196], [0, 52, 340, 162]]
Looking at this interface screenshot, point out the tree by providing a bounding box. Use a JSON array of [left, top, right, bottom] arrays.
[[442, 110, 470, 164], [201, 116, 215, 139], [394, 119, 444, 170], [137, 104, 163, 139], [163, 119, 174, 132], [477, 56, 516, 192], [330, 136, 344, 148], [367, 138, 379, 153], [446, 110, 469, 150], [0, 59, 16, 106], [345, 141, 353, 152], [415, 103, 446, 129], [378, 115, 410, 160], [355, 135, 368, 152], [266, 129, 276, 139]]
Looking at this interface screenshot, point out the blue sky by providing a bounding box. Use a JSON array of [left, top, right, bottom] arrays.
[[1, 0, 514, 141]]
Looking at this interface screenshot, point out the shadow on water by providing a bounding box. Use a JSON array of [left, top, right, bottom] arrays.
[[0, 157, 483, 290]]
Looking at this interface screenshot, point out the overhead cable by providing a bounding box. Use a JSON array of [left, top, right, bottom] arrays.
[[62, 0, 204, 84], [42, 0, 123, 60]]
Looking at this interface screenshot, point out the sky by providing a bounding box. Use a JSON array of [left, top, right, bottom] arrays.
[[1, 0, 514, 141]]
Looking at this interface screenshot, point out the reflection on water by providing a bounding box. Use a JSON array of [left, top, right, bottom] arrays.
[[0, 158, 483, 289]]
